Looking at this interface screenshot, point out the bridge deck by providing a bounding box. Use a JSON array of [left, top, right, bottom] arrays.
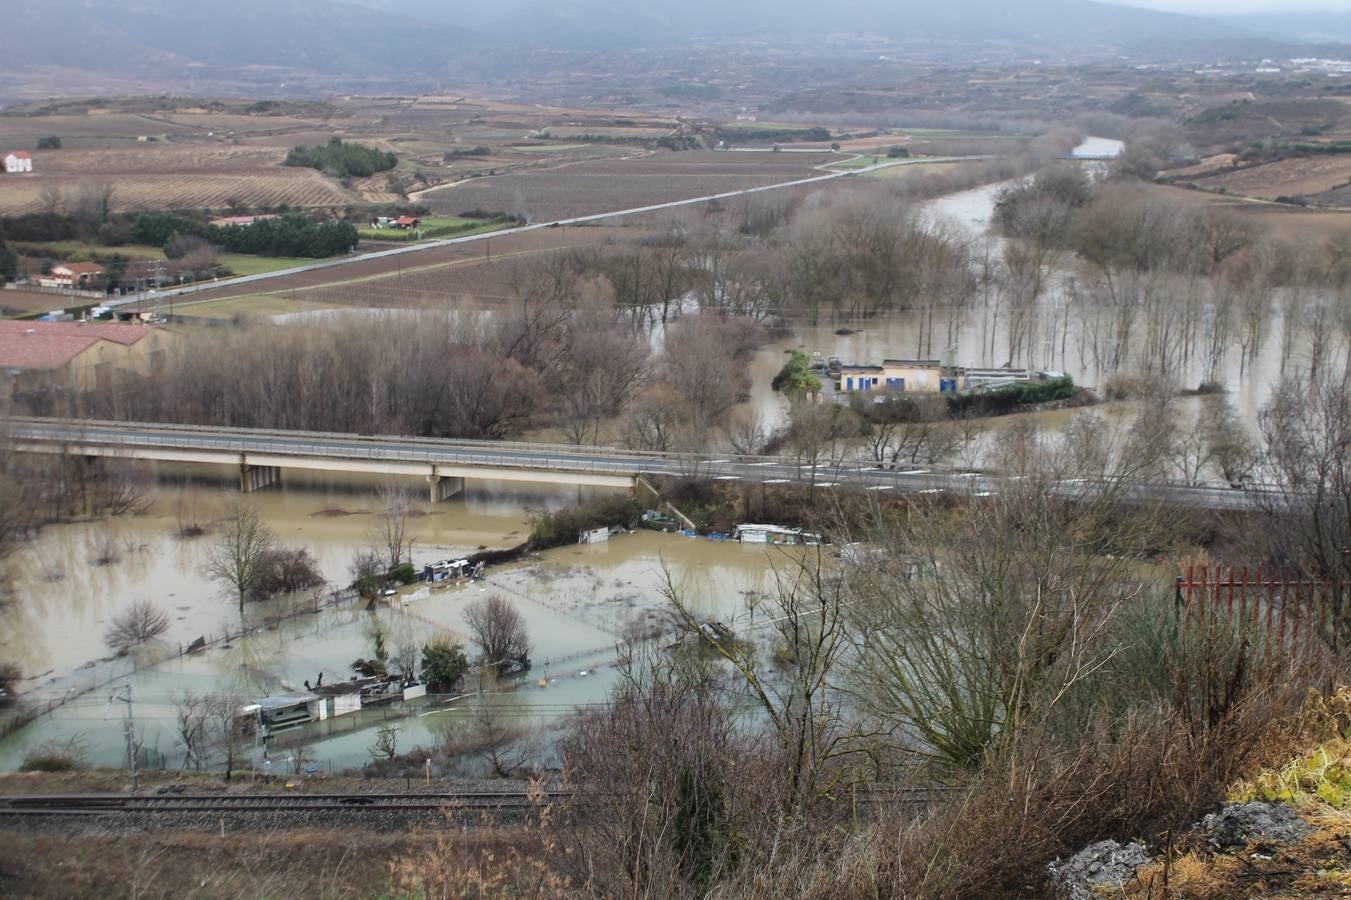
[[4, 417, 1263, 509]]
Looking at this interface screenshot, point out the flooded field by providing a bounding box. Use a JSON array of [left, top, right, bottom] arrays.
[[743, 170, 1304, 437], [0, 468, 801, 772]]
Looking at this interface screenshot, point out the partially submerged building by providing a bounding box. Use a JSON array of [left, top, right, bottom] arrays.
[[732, 523, 822, 545], [834, 352, 1046, 398], [836, 358, 957, 394]]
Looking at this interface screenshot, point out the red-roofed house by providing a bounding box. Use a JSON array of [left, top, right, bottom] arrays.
[[393, 216, 421, 230], [34, 262, 105, 289], [4, 151, 33, 174], [0, 321, 175, 396]]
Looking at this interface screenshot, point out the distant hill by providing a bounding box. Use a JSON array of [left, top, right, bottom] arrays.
[[0, 0, 1337, 98], [1, 0, 470, 78], [1224, 12, 1351, 46], [353, 0, 1246, 54]]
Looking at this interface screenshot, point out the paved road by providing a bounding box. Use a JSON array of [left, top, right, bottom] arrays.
[[106, 155, 991, 310], [7, 418, 1265, 510]]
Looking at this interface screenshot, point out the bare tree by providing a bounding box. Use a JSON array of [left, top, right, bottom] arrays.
[[206, 502, 276, 620], [369, 484, 415, 572], [462, 595, 530, 673], [662, 316, 767, 431], [665, 551, 858, 811], [623, 384, 693, 451], [394, 642, 420, 684], [846, 422, 1179, 770], [463, 669, 533, 778], [1202, 396, 1260, 487], [369, 724, 400, 761], [170, 690, 210, 770], [1258, 369, 1351, 646], [205, 692, 246, 781], [104, 600, 170, 656]]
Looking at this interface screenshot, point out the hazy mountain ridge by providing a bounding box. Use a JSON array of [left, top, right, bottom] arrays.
[[1224, 12, 1351, 46], [1, 0, 472, 75], [0, 0, 1339, 98]]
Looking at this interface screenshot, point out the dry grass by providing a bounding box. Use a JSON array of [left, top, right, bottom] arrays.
[[1142, 184, 1351, 244], [0, 826, 519, 899]]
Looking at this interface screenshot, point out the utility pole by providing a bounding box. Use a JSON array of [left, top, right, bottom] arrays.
[[108, 684, 138, 790]]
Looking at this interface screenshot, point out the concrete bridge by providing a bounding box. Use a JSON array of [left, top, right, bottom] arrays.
[[5, 417, 1265, 510]]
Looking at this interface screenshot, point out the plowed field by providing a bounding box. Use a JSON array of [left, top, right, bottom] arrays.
[[0, 146, 353, 215], [420, 152, 836, 221]]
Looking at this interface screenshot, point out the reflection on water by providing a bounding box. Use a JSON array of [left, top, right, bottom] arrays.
[[0, 468, 803, 771], [741, 156, 1307, 436]]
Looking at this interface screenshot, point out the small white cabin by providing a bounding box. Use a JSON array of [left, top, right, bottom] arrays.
[[3, 152, 33, 174]]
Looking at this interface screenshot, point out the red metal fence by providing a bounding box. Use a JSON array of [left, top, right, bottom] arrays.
[[1175, 564, 1349, 650]]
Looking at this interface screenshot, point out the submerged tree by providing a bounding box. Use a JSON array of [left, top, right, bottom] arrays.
[[104, 601, 170, 656], [206, 502, 276, 619], [463, 595, 530, 673]]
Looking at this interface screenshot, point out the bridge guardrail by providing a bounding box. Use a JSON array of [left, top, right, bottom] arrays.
[[3, 417, 1281, 498]]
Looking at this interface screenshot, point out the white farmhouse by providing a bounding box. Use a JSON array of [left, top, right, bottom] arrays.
[[3, 151, 33, 174]]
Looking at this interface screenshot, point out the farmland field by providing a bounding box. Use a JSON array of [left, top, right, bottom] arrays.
[[513, 143, 590, 153], [1184, 155, 1351, 203], [420, 151, 836, 221], [1143, 184, 1351, 243], [0, 144, 354, 215], [865, 160, 982, 179]]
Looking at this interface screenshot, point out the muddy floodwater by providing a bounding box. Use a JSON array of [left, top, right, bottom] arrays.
[[0, 468, 803, 772], [744, 146, 1303, 438]]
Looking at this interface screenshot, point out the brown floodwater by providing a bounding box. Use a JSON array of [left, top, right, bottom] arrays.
[[0, 466, 805, 771]]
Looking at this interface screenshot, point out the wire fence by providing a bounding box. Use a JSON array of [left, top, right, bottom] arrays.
[[0, 586, 361, 742]]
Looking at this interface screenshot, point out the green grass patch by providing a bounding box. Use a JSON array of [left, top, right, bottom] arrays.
[[514, 143, 589, 153], [175, 294, 335, 320], [830, 156, 884, 170], [217, 254, 316, 276]]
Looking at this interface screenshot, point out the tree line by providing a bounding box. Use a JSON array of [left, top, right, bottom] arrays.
[[131, 212, 358, 259], [284, 136, 397, 179]]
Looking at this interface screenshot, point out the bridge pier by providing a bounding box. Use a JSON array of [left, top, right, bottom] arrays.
[[427, 474, 464, 502], [240, 462, 281, 493]]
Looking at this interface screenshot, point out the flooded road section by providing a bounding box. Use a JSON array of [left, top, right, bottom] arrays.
[[0, 468, 802, 772]]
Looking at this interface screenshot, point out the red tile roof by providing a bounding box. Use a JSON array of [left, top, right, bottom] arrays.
[[0, 320, 156, 347], [0, 331, 102, 371], [51, 262, 105, 276], [7, 151, 31, 159]]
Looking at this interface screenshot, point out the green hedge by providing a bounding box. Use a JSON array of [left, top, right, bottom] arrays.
[[946, 375, 1076, 417]]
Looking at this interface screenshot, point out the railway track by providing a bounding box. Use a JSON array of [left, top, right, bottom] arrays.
[[0, 791, 549, 817], [0, 786, 953, 819]]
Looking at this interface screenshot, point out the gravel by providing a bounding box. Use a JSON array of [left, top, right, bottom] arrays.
[[1048, 839, 1152, 900]]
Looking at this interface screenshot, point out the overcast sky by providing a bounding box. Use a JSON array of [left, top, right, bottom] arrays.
[[1115, 0, 1349, 15]]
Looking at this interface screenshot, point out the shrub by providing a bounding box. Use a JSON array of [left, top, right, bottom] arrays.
[[421, 638, 469, 693], [104, 600, 170, 656], [528, 495, 641, 550], [249, 547, 324, 599], [284, 137, 397, 178], [20, 736, 88, 773], [945, 375, 1076, 417]]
